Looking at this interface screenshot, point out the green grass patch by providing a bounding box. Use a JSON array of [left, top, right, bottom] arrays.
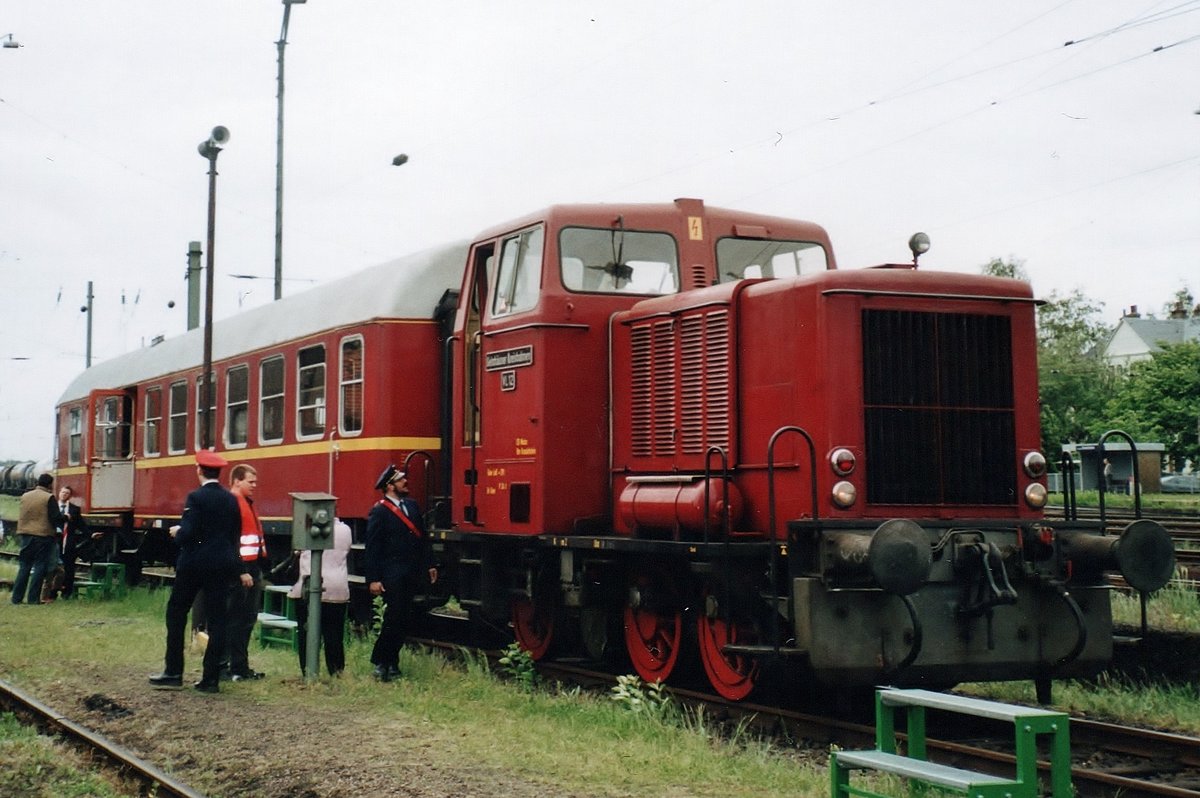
[[0, 713, 128, 798], [0, 586, 827, 796]]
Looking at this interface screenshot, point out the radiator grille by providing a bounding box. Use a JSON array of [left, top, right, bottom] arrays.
[[680, 311, 731, 454], [630, 311, 731, 458], [862, 310, 1015, 505], [630, 321, 677, 456]]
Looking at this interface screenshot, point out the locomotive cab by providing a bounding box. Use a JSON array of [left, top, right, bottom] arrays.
[[447, 199, 835, 539]]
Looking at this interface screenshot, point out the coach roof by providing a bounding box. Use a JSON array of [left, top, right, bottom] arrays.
[[58, 241, 468, 406]]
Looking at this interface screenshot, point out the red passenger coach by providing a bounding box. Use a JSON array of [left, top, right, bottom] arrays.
[[54, 244, 465, 567], [55, 198, 1175, 702]]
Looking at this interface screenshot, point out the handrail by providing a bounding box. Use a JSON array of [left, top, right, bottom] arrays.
[[766, 426, 818, 655], [1096, 429, 1143, 525], [703, 445, 733, 627]]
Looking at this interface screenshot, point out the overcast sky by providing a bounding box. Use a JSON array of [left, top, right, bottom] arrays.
[[2, 1, 1198, 460]]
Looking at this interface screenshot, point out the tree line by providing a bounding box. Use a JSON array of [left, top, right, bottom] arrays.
[[984, 259, 1199, 472]]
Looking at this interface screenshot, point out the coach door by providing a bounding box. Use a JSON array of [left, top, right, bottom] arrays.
[[88, 388, 134, 510]]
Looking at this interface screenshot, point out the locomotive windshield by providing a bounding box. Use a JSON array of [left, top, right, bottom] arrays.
[[559, 227, 679, 295], [716, 238, 827, 282]]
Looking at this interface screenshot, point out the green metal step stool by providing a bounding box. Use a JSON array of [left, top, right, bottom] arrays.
[[830, 688, 1071, 798]]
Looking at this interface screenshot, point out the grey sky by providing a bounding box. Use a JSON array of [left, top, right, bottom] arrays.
[[2, 1, 1198, 459]]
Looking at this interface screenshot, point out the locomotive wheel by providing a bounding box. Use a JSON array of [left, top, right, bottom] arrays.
[[696, 610, 760, 701], [511, 595, 555, 660], [622, 574, 683, 683]]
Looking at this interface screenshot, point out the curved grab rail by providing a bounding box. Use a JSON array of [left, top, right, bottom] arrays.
[[1049, 582, 1088, 670], [766, 426, 819, 655], [703, 445, 733, 626], [883, 594, 923, 678], [403, 449, 437, 525], [1096, 429, 1143, 525]]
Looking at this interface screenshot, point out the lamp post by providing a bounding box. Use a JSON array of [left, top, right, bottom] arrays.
[[79, 281, 93, 368], [198, 126, 230, 450], [274, 0, 307, 302]]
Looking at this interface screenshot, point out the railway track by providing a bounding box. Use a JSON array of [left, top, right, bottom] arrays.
[[0, 678, 207, 798], [426, 640, 1200, 797], [0, 616, 1198, 796]]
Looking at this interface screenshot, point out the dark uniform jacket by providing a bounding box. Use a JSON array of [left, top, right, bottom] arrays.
[[363, 496, 426, 589], [175, 481, 242, 576]]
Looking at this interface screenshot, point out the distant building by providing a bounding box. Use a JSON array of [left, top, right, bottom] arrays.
[[1062, 441, 1165, 493], [1103, 300, 1200, 368]]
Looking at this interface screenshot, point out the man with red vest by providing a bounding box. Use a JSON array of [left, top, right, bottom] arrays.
[[224, 463, 268, 681]]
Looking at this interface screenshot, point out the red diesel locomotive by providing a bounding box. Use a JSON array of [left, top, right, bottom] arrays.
[[54, 198, 1174, 700]]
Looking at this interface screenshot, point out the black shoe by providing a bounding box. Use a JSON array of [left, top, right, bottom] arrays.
[[372, 665, 393, 682], [230, 669, 265, 682], [148, 673, 183, 689], [218, 668, 233, 682], [386, 665, 402, 680], [193, 679, 220, 694]]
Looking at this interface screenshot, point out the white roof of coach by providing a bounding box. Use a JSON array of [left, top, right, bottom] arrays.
[[58, 242, 468, 406]]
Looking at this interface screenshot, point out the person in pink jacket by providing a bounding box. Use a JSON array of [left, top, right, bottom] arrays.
[[289, 517, 351, 676]]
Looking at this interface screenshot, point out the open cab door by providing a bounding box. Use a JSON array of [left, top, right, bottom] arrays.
[[88, 389, 134, 511]]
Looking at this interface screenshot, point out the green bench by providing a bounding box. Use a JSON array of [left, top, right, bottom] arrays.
[[830, 688, 1071, 798]]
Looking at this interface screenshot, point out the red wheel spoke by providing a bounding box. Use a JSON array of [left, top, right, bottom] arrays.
[[697, 612, 759, 701], [512, 596, 554, 660]]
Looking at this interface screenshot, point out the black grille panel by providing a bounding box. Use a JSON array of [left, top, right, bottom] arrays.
[[863, 310, 1016, 505]]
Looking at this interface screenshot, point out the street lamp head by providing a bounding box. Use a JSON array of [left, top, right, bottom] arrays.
[[392, 153, 409, 166], [284, 0, 308, 4], [198, 126, 231, 160], [2, 33, 21, 49]]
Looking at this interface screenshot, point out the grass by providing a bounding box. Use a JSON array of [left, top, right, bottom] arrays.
[[0, 587, 826, 797], [0, 713, 131, 798]]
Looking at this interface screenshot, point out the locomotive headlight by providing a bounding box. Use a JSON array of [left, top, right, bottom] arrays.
[[831, 480, 857, 509], [1023, 451, 1047, 478], [1025, 483, 1048, 509], [830, 448, 856, 476]]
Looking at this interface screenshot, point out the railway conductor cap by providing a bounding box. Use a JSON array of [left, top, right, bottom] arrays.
[[196, 449, 228, 469], [374, 464, 405, 491]]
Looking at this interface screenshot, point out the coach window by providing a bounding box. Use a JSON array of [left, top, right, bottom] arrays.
[[168, 380, 188, 454], [194, 372, 217, 450], [95, 396, 131, 459], [297, 345, 326, 438], [339, 337, 364, 435], [67, 407, 83, 465], [260, 356, 285, 444], [559, 227, 679, 295], [144, 388, 162, 456], [491, 225, 543, 317], [226, 365, 249, 447], [715, 238, 827, 283]]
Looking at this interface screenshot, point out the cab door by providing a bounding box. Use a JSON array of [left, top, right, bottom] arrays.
[[88, 388, 135, 510]]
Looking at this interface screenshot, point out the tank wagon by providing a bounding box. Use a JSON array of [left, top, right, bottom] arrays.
[[53, 198, 1174, 700]]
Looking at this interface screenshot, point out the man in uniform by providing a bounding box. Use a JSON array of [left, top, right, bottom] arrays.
[[149, 450, 244, 693], [364, 465, 437, 682]]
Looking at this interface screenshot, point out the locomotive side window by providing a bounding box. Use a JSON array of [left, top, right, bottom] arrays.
[[194, 372, 216, 450], [339, 337, 364, 435], [260, 356, 285, 444], [67, 406, 83, 465], [168, 380, 188, 454], [491, 226, 543, 317], [144, 387, 162, 456], [559, 227, 679, 295], [226, 365, 249, 447], [715, 238, 827, 283], [297, 345, 326, 439]]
